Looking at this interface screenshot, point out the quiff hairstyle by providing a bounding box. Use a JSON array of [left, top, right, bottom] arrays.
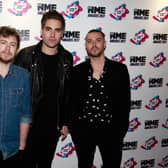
[[41, 10, 65, 30]]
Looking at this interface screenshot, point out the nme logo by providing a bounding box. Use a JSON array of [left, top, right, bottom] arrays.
[[149, 52, 166, 68], [63, 31, 80, 42], [111, 52, 125, 63], [130, 29, 149, 45], [131, 100, 142, 110], [162, 118, 168, 129], [110, 32, 126, 43], [109, 3, 129, 21], [130, 56, 146, 66], [122, 141, 138, 150], [130, 74, 145, 90], [134, 9, 150, 20], [62, 1, 83, 19], [56, 142, 75, 158], [8, 0, 32, 16], [128, 117, 141, 132], [17, 29, 30, 41], [144, 120, 159, 129], [153, 33, 168, 44], [37, 3, 57, 15], [149, 78, 163, 88], [158, 155, 168, 167], [166, 98, 168, 108], [145, 95, 162, 110], [141, 136, 158, 150], [122, 157, 137, 168], [153, 6, 168, 22], [87, 6, 106, 17], [161, 138, 168, 147], [141, 159, 155, 168]]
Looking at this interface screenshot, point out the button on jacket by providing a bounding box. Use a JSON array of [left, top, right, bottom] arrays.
[[0, 64, 32, 160]]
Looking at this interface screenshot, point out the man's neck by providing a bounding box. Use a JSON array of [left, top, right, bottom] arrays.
[[90, 55, 105, 71], [90, 55, 105, 80], [0, 62, 10, 78]]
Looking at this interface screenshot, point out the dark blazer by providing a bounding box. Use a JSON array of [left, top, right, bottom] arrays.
[[68, 57, 131, 139]]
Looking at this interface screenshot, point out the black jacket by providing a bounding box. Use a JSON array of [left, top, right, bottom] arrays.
[[14, 41, 73, 128], [68, 57, 131, 139]]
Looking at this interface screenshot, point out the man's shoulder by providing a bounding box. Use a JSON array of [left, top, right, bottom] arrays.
[[72, 61, 88, 73], [106, 58, 128, 70], [18, 44, 37, 55], [59, 44, 73, 58], [12, 64, 30, 76]]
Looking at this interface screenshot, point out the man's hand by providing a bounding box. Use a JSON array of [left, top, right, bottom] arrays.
[[61, 125, 69, 141]]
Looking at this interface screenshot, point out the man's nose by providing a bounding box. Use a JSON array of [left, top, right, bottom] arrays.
[[50, 30, 55, 37]]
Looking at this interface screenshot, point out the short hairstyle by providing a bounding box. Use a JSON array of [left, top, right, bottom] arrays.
[[86, 29, 105, 40], [41, 10, 65, 30], [0, 26, 20, 49]]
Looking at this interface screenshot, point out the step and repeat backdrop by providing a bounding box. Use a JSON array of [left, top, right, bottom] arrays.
[[1, 0, 168, 167]]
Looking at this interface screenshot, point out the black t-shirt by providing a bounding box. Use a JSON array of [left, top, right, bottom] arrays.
[[35, 52, 59, 137]]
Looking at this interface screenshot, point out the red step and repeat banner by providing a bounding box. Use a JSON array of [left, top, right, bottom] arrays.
[[1, 0, 168, 167]]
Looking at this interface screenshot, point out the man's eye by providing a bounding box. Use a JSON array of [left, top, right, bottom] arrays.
[[11, 44, 17, 47], [0, 41, 6, 44]]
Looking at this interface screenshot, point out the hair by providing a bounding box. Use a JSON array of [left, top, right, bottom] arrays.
[[86, 29, 105, 40], [0, 26, 20, 49], [41, 10, 65, 30]]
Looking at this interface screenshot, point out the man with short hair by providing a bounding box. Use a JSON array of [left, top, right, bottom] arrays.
[[68, 29, 131, 168], [0, 26, 32, 168], [15, 10, 73, 168]]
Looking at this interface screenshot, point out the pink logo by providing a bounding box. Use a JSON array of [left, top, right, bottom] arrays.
[[109, 4, 129, 20], [56, 142, 75, 158], [71, 51, 80, 65], [149, 52, 166, 68], [8, 0, 32, 16], [122, 157, 137, 168], [128, 118, 141, 132], [130, 29, 149, 45], [62, 1, 83, 19], [141, 136, 158, 150], [162, 119, 168, 129], [34, 36, 41, 41], [153, 6, 168, 22], [92, 166, 97, 168], [145, 95, 162, 110], [111, 52, 126, 63], [158, 155, 168, 167], [130, 74, 145, 90]]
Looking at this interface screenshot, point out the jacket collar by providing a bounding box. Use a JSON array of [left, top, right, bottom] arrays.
[[35, 40, 65, 54]]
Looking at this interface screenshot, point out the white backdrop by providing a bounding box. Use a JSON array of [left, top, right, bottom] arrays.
[[1, 0, 168, 167]]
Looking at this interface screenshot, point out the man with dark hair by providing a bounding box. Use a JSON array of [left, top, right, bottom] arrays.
[[68, 29, 131, 168], [0, 26, 32, 168], [15, 10, 73, 168]]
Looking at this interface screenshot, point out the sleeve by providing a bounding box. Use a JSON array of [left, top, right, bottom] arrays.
[[20, 72, 32, 124], [118, 64, 131, 138]]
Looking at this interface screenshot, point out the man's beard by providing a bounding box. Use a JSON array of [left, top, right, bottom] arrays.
[[0, 57, 14, 64], [86, 46, 104, 58], [87, 49, 103, 58], [0, 52, 15, 64]]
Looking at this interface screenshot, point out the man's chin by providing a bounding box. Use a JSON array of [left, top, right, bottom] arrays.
[[90, 54, 101, 58], [0, 58, 14, 64], [46, 42, 58, 49]]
